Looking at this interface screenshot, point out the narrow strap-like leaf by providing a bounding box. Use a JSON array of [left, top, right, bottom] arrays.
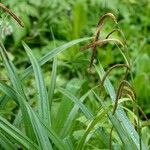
[[76, 106, 111, 150], [58, 88, 93, 119], [48, 57, 57, 111], [23, 41, 51, 126], [0, 131, 17, 150], [21, 37, 92, 80], [0, 116, 38, 150]]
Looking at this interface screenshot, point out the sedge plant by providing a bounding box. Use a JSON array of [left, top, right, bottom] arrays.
[[0, 3, 149, 150]]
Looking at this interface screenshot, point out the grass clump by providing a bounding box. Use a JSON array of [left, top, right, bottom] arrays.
[[0, 2, 149, 150]]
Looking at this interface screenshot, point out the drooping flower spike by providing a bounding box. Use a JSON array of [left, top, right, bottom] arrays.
[[0, 3, 24, 27], [81, 13, 121, 70]]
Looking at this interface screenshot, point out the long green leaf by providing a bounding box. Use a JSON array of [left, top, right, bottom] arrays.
[[58, 87, 93, 120], [0, 132, 17, 150], [40, 119, 67, 150], [48, 57, 57, 111], [21, 37, 92, 80], [27, 107, 53, 150], [0, 81, 19, 105], [60, 90, 91, 138], [54, 79, 85, 134], [23, 41, 51, 126], [76, 106, 111, 150], [0, 116, 38, 150], [0, 95, 9, 108]]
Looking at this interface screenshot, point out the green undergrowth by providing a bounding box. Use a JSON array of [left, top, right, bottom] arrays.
[[0, 1, 150, 150]]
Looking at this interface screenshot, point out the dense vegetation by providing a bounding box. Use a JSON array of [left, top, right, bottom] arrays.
[[0, 0, 149, 149]]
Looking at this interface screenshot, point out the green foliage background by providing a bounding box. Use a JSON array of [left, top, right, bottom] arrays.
[[0, 0, 150, 149]]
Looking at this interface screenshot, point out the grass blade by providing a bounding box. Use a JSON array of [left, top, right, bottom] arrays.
[[54, 79, 85, 134], [76, 106, 111, 150], [58, 87, 93, 120], [0, 81, 19, 105], [40, 119, 67, 150], [48, 57, 57, 111], [23, 41, 51, 126], [0, 132, 17, 150], [0, 95, 9, 108], [60, 90, 91, 138], [27, 107, 53, 150], [0, 116, 38, 150], [21, 37, 92, 80]]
